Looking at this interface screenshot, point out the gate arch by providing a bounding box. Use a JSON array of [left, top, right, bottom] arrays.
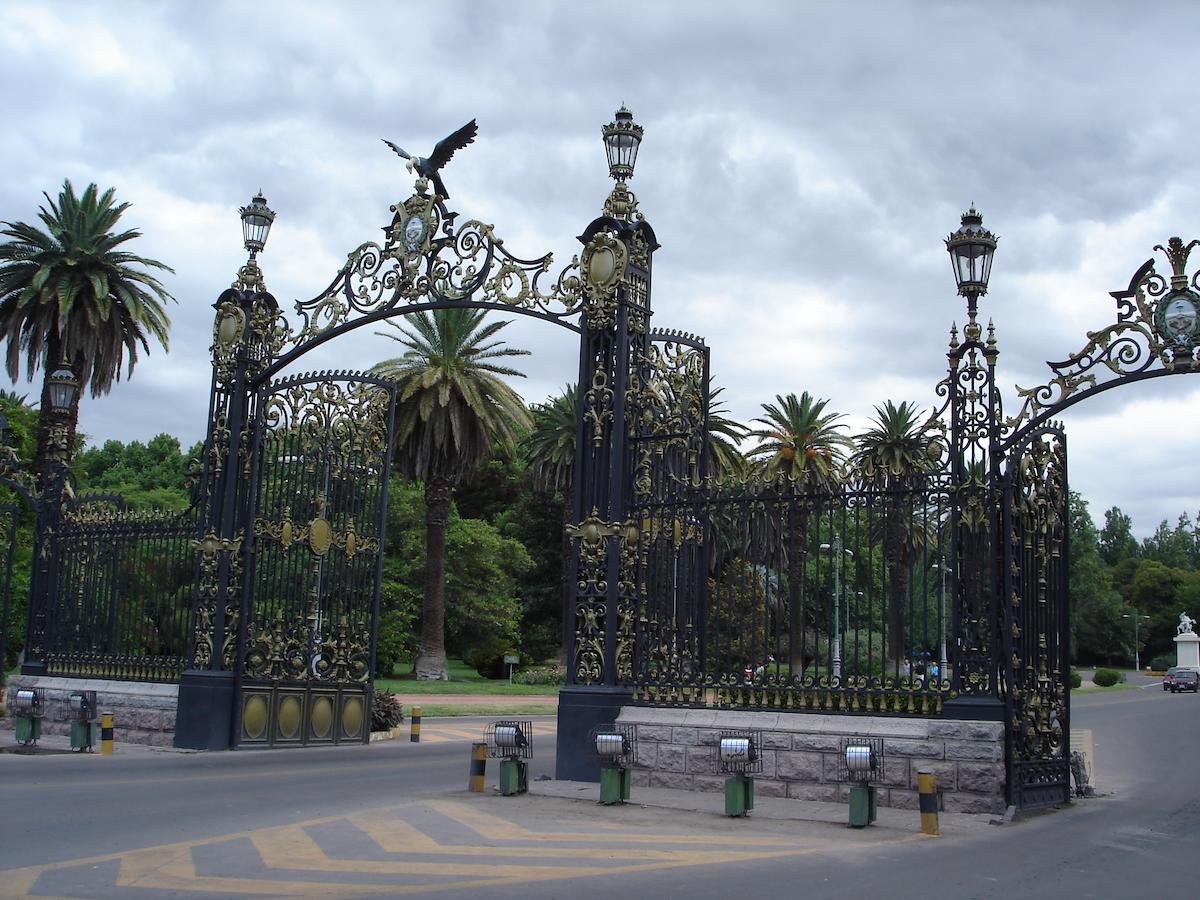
[[176, 119, 671, 750]]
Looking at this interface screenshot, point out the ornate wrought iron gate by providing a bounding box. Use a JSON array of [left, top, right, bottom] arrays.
[[233, 372, 394, 746], [1000, 425, 1070, 807]]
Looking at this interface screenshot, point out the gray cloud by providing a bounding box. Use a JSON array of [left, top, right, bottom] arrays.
[[2, 0, 1199, 537]]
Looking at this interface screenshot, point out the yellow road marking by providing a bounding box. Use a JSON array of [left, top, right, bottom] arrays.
[[347, 809, 809, 863], [0, 797, 918, 898], [427, 799, 805, 847]]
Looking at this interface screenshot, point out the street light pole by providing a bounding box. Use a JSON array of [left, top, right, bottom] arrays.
[[931, 557, 948, 675], [1122, 610, 1151, 670], [820, 535, 853, 679]]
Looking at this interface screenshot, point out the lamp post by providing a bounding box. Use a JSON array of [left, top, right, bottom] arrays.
[[601, 105, 643, 220], [930, 557, 949, 675], [1122, 610, 1150, 670], [820, 535, 854, 678]]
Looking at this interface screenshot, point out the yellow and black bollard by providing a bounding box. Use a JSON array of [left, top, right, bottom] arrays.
[[469, 741, 487, 792], [100, 712, 114, 756], [918, 770, 940, 836], [410, 705, 421, 743]]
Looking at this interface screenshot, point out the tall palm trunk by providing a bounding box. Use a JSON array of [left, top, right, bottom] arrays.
[[415, 476, 453, 680], [788, 499, 807, 671], [884, 495, 906, 665]]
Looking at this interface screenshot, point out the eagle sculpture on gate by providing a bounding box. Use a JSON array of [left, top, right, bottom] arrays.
[[383, 119, 478, 200]]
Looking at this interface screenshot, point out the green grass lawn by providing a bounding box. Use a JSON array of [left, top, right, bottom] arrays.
[[375, 658, 561, 696], [408, 704, 556, 717]]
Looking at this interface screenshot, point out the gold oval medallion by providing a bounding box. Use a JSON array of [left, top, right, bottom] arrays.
[[345, 526, 357, 559], [588, 247, 616, 286], [342, 696, 364, 739], [242, 695, 268, 740], [308, 517, 333, 556], [310, 696, 333, 739], [277, 696, 302, 739], [280, 519, 293, 549], [216, 308, 245, 347]]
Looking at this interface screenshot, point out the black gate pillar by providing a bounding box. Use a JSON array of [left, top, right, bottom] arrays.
[[942, 207, 1003, 720], [557, 144, 659, 779], [175, 248, 278, 750]]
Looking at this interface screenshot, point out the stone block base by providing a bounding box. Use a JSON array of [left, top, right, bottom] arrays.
[[5, 675, 178, 747], [616, 707, 1006, 815]]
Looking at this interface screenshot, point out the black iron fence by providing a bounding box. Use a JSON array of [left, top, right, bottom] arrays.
[[36, 495, 197, 682], [631, 473, 965, 715]]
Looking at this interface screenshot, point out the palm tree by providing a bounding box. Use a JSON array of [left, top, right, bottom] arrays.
[[524, 385, 577, 495], [0, 180, 173, 489], [853, 400, 936, 666], [372, 307, 531, 679], [706, 385, 747, 481], [523, 385, 578, 660], [746, 392, 851, 670]]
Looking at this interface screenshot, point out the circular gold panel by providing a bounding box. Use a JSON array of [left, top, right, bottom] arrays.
[[342, 697, 364, 738], [277, 696, 302, 739], [310, 696, 333, 739], [242, 695, 268, 740], [308, 517, 333, 556]]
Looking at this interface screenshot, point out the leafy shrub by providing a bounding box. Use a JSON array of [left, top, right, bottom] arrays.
[[1148, 654, 1175, 672], [1069, 667, 1082, 689], [466, 634, 517, 679], [371, 690, 404, 732], [1092, 667, 1122, 687], [513, 664, 566, 686]]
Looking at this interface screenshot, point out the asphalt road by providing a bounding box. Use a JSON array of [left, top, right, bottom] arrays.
[[1, 690, 1195, 898]]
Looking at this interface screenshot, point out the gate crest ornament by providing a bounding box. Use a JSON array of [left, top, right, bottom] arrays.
[[1006, 235, 1200, 444]]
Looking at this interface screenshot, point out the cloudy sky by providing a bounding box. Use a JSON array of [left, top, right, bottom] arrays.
[[2, 0, 1198, 537]]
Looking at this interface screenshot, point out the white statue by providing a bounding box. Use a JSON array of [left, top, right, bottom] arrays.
[[1178, 612, 1196, 635]]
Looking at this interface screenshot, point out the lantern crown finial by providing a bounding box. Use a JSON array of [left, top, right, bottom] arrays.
[[946, 204, 998, 299], [602, 105, 644, 182]]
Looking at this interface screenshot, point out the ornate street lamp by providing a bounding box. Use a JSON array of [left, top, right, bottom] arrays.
[[239, 191, 275, 257], [46, 364, 80, 415], [602, 105, 643, 182], [236, 192, 275, 291], [945, 205, 997, 300], [601, 106, 644, 221]]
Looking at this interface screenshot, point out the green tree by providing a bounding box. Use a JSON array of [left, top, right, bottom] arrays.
[[1067, 492, 1125, 664], [1141, 514, 1198, 570], [746, 392, 851, 670], [0, 181, 173, 488], [522, 385, 577, 659], [372, 308, 531, 679], [1098, 506, 1139, 567], [75, 434, 201, 510], [853, 400, 936, 663], [375, 481, 531, 677]]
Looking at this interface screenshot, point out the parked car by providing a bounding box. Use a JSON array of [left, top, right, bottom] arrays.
[[1170, 669, 1199, 693], [1164, 667, 1182, 691]]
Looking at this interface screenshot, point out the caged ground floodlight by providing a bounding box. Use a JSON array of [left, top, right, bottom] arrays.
[[13, 689, 44, 746], [838, 737, 885, 828], [68, 691, 98, 752], [714, 731, 763, 817], [485, 719, 533, 796], [590, 723, 637, 805]]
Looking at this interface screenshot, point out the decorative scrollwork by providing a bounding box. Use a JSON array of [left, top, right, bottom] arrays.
[[1005, 236, 1200, 444], [272, 188, 589, 361]]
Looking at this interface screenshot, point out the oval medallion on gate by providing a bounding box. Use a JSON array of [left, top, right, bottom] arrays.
[[308, 517, 333, 556], [277, 696, 302, 739], [310, 696, 334, 739], [242, 695, 268, 741], [341, 696, 364, 739]]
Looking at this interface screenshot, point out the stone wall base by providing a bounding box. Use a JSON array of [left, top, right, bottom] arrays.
[[5, 675, 178, 747], [616, 707, 1007, 815]]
